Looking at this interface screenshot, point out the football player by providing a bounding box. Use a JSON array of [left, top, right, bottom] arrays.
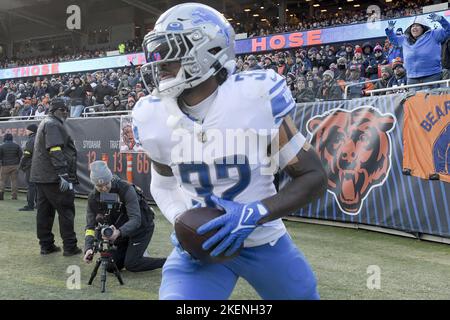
[[133, 3, 327, 300]]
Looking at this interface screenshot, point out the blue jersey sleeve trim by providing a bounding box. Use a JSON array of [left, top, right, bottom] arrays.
[[269, 78, 286, 95], [270, 87, 296, 120]]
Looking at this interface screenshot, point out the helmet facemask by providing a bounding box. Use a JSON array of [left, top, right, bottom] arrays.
[[141, 32, 202, 98], [141, 28, 232, 98]]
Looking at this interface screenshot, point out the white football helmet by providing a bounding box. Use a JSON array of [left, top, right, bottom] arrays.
[[141, 3, 236, 98]]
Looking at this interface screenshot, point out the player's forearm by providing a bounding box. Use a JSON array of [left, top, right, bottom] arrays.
[[259, 149, 328, 225], [150, 166, 188, 224]]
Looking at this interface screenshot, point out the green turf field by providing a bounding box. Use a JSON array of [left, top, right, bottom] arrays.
[[0, 192, 449, 300]]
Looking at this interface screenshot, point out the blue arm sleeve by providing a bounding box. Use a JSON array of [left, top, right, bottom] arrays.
[[434, 18, 450, 43], [385, 28, 402, 47]]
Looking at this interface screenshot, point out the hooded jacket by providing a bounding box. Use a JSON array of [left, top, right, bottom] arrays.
[[30, 114, 78, 184], [385, 15, 450, 78]]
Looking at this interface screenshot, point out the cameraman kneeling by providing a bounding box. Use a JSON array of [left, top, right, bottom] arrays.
[[83, 161, 166, 272]]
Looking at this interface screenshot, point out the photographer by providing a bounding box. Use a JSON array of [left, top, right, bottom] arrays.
[[83, 161, 165, 272]]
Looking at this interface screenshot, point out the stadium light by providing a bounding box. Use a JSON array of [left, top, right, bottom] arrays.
[[244, 8, 251, 12], [253, 13, 259, 17], [313, 4, 320, 7]]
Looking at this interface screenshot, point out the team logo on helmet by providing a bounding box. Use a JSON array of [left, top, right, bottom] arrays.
[[191, 7, 231, 45], [307, 106, 396, 215]]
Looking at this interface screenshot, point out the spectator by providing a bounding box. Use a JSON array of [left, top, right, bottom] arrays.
[[246, 55, 262, 71], [47, 78, 60, 98], [111, 96, 125, 111], [295, 77, 315, 103], [118, 43, 126, 54], [94, 78, 115, 104], [19, 124, 38, 211], [126, 96, 136, 110], [346, 65, 367, 98], [385, 14, 450, 89], [276, 56, 289, 77], [34, 103, 47, 119], [344, 43, 354, 62], [64, 75, 92, 117], [316, 70, 343, 100], [335, 57, 348, 81], [375, 65, 394, 92], [349, 47, 365, 77], [388, 58, 408, 87], [0, 133, 22, 200], [263, 56, 277, 72], [117, 74, 130, 92]]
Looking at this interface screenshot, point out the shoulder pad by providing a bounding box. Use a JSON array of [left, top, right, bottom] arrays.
[[132, 95, 162, 124], [228, 69, 281, 100]]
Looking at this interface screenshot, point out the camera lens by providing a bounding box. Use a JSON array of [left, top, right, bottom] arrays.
[[101, 226, 114, 238]]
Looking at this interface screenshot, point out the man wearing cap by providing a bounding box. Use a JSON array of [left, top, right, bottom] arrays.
[[388, 58, 408, 88], [246, 55, 262, 71], [83, 161, 165, 272], [18, 124, 38, 211], [375, 65, 394, 92], [316, 70, 343, 100], [0, 133, 22, 200], [30, 98, 81, 256]]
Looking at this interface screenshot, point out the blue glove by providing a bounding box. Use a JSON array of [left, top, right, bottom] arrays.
[[428, 13, 442, 22], [58, 174, 73, 192], [387, 20, 396, 30], [170, 232, 201, 264], [197, 195, 269, 257]]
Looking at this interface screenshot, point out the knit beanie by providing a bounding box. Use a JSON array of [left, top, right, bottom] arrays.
[[90, 161, 113, 185]]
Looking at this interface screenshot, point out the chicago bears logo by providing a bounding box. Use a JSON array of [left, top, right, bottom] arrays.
[[306, 107, 396, 215]]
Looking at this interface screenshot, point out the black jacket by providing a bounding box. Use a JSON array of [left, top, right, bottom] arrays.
[[30, 115, 78, 183], [19, 133, 36, 171], [0, 141, 22, 166], [64, 83, 92, 106], [84, 177, 154, 251]]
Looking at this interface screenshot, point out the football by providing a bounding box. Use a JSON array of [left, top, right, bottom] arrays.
[[174, 206, 241, 263]]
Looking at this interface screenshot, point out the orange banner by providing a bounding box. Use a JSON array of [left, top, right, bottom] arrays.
[[403, 93, 450, 183]]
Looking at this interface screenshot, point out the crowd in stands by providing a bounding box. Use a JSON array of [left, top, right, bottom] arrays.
[[0, 66, 147, 120], [233, 0, 432, 37], [1, 6, 449, 117]]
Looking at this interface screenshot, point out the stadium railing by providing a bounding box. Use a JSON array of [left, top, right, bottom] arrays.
[[343, 78, 382, 100], [366, 79, 450, 96], [344, 78, 450, 99]]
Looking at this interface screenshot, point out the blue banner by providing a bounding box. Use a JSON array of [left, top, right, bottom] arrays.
[[236, 10, 450, 54]]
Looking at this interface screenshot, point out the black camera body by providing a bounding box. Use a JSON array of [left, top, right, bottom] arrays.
[[91, 192, 121, 253], [99, 192, 121, 211]]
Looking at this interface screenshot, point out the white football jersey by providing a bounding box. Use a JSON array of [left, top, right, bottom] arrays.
[[133, 69, 302, 247]]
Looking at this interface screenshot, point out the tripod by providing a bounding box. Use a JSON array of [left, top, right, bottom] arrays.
[[87, 240, 124, 293]]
